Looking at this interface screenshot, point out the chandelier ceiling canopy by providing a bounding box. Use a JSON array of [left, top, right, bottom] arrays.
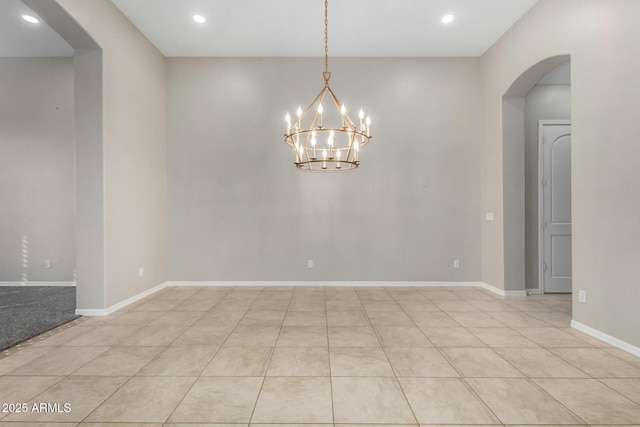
[[284, 0, 372, 172]]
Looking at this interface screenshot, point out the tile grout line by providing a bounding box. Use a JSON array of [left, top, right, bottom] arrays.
[[76, 287, 226, 424], [519, 376, 590, 425], [247, 286, 294, 425], [389, 288, 467, 379], [455, 291, 591, 425], [160, 286, 243, 424], [4, 285, 638, 425], [388, 287, 507, 425], [140, 286, 249, 424], [595, 377, 640, 407], [323, 286, 336, 426], [439, 291, 590, 425], [355, 287, 420, 425], [8, 336, 123, 424]]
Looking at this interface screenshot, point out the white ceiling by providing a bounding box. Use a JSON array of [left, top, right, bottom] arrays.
[[0, 0, 73, 57], [0, 0, 539, 58], [111, 0, 539, 57]]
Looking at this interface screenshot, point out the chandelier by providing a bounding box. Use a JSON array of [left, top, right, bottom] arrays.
[[284, 0, 372, 172]]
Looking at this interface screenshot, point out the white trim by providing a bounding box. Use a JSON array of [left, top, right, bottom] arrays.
[[571, 320, 640, 359], [75, 280, 532, 317], [169, 281, 525, 296], [0, 281, 76, 287], [479, 282, 527, 297], [167, 281, 483, 288], [76, 281, 167, 316], [538, 120, 546, 294], [526, 288, 543, 295], [74, 308, 106, 316]]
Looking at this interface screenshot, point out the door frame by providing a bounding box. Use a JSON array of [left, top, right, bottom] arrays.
[[538, 119, 572, 293]]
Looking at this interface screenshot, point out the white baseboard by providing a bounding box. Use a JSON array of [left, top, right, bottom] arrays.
[[0, 281, 76, 287], [169, 281, 526, 295], [74, 308, 107, 316], [571, 320, 640, 359], [479, 282, 527, 297], [75, 281, 168, 316], [75, 280, 529, 317], [167, 281, 484, 288], [526, 288, 542, 295]]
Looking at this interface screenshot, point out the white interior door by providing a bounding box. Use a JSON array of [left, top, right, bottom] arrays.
[[540, 121, 572, 293]]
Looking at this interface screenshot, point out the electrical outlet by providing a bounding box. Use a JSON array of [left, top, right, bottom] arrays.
[[578, 290, 586, 303], [138, 267, 144, 278], [485, 212, 494, 221], [307, 260, 313, 268], [44, 260, 52, 269], [453, 259, 460, 268]]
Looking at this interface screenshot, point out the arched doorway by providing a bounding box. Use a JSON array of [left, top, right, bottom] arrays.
[[501, 55, 572, 295]]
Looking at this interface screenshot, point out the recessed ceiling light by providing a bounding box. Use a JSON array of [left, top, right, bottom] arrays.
[[22, 15, 39, 24], [193, 15, 206, 24], [441, 14, 455, 24]]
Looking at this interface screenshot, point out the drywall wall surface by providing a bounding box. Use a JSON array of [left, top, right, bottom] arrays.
[[73, 48, 105, 309], [0, 57, 75, 282], [502, 96, 526, 292], [167, 57, 482, 282], [55, 0, 168, 306], [481, 0, 640, 346], [524, 84, 571, 290]]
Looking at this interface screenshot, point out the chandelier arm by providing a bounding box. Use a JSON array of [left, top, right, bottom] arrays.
[[325, 85, 356, 129], [300, 87, 327, 122], [300, 143, 311, 164], [325, 85, 342, 110], [297, 160, 358, 172], [345, 132, 355, 161]]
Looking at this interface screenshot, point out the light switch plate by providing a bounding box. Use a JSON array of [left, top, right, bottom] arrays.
[[578, 290, 586, 303]]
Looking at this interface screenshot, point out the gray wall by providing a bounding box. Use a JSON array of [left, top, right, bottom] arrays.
[[524, 84, 571, 290], [52, 0, 169, 308], [501, 96, 526, 291], [481, 0, 640, 346], [0, 57, 75, 282], [168, 57, 481, 282]]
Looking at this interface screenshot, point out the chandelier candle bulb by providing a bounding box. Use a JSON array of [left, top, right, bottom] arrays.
[[296, 106, 302, 128], [311, 132, 317, 158], [329, 133, 334, 158], [285, 113, 291, 133], [317, 104, 323, 128], [341, 104, 346, 128], [366, 116, 371, 137]]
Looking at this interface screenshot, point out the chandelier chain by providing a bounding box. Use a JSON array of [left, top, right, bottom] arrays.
[[324, 0, 329, 75]]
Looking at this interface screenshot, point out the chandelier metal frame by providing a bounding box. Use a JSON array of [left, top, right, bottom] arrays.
[[284, 0, 372, 172]]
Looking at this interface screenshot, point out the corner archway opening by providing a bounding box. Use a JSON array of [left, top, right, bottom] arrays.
[[501, 55, 572, 295]]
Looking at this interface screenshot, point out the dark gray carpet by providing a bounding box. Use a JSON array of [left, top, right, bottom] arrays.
[[0, 286, 78, 351]]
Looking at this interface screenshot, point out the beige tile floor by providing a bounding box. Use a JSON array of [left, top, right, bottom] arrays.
[[1, 285, 640, 426]]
